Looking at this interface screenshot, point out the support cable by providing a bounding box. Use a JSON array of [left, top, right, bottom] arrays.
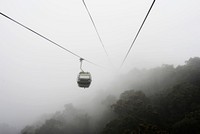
[[82, 0, 114, 68], [120, 0, 156, 69], [0, 12, 103, 68]]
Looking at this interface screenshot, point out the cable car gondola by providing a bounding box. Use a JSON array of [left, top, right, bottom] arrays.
[[77, 58, 92, 88], [77, 72, 92, 88]]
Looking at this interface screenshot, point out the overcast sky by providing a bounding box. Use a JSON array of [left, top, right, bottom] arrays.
[[0, 0, 200, 130]]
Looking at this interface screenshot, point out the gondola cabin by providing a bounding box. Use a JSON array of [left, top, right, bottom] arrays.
[[77, 72, 92, 88]]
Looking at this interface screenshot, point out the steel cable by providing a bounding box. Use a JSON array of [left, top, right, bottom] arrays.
[[82, 0, 114, 68], [0, 12, 103, 68], [120, 0, 156, 69]]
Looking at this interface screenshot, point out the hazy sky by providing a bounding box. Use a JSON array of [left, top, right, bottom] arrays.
[[0, 0, 200, 130]]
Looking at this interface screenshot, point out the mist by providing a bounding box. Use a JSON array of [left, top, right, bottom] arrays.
[[0, 0, 200, 133], [17, 57, 200, 134]]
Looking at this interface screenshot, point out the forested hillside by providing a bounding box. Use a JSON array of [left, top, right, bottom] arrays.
[[103, 57, 200, 134], [21, 57, 200, 134]]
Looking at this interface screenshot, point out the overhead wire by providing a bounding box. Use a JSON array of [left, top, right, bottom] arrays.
[[82, 0, 114, 68], [119, 0, 156, 69], [0, 12, 104, 68]]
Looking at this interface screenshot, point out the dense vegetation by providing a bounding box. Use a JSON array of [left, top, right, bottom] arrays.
[[21, 57, 200, 134]]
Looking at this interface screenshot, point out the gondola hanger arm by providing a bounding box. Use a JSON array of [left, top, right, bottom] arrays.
[[80, 58, 84, 72]]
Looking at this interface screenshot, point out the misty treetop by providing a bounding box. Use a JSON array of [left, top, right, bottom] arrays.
[[22, 57, 200, 134]]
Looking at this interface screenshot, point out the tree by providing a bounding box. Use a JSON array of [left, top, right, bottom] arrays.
[[102, 90, 164, 134]]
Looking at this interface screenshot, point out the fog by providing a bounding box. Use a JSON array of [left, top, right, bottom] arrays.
[[0, 0, 200, 133]]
